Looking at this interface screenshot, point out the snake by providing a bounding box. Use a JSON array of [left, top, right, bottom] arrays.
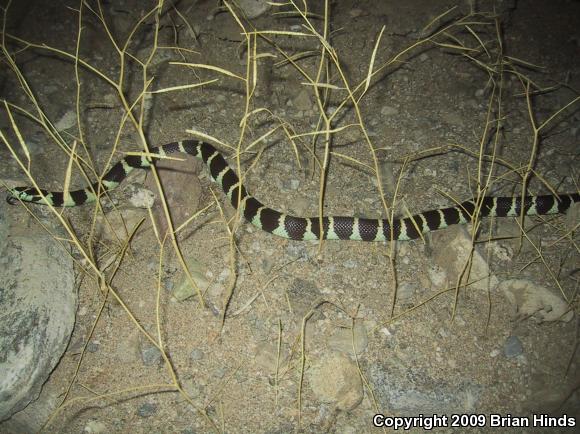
[[6, 139, 580, 241]]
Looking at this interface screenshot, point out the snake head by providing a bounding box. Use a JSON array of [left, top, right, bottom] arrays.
[[6, 186, 47, 205]]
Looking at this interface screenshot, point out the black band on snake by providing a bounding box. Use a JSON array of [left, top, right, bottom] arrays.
[[6, 140, 579, 242]]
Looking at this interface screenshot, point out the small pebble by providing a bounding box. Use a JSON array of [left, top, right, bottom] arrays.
[[343, 259, 357, 269], [380, 105, 399, 116], [163, 279, 174, 292], [83, 420, 107, 433], [86, 341, 100, 353], [140, 342, 162, 366], [137, 402, 157, 417], [503, 336, 524, 358], [190, 348, 204, 361], [288, 179, 300, 190], [397, 282, 417, 301], [214, 367, 228, 379], [55, 110, 76, 130]]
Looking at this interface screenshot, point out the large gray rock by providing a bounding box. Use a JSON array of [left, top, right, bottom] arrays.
[[0, 201, 76, 423]]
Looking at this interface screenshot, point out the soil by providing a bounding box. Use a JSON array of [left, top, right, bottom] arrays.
[[1, 0, 579, 433]]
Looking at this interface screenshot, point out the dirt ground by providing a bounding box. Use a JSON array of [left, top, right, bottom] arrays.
[[1, 0, 579, 432]]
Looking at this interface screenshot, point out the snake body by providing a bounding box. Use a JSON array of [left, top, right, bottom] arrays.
[[7, 140, 579, 241]]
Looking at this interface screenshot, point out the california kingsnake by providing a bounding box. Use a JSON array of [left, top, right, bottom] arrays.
[[7, 140, 579, 241]]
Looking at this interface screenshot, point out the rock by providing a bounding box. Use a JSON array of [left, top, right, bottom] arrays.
[[498, 279, 574, 322], [181, 376, 204, 400], [0, 201, 76, 422], [190, 348, 204, 361], [172, 257, 210, 302], [292, 89, 313, 112], [503, 336, 524, 358], [348, 8, 364, 18], [397, 281, 419, 301], [139, 337, 162, 366], [236, 0, 271, 19], [327, 322, 368, 355], [308, 353, 363, 411], [439, 110, 465, 127], [83, 420, 108, 433], [432, 226, 498, 291], [285, 242, 311, 261], [286, 278, 323, 318], [136, 402, 157, 417], [94, 207, 148, 243], [380, 105, 399, 116], [54, 110, 76, 130]]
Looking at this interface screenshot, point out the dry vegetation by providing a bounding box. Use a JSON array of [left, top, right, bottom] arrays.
[[1, 0, 578, 431]]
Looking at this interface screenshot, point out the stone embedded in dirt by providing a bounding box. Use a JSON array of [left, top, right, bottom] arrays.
[[94, 207, 148, 243], [503, 335, 524, 358], [348, 8, 364, 18], [380, 105, 399, 117], [138, 337, 162, 366], [292, 89, 314, 112], [172, 258, 211, 302], [308, 353, 363, 411], [137, 402, 157, 418], [498, 279, 574, 322], [397, 281, 420, 301], [83, 420, 108, 433], [190, 348, 204, 361], [432, 225, 499, 291], [286, 278, 323, 319]]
